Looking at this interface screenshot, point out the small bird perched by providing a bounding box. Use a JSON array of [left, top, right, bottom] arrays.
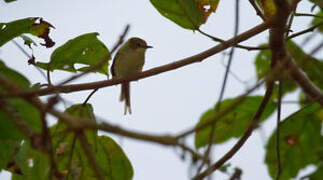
[[111, 37, 152, 114]]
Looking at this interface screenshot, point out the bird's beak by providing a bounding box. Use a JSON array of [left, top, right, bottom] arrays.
[[145, 45, 153, 49]]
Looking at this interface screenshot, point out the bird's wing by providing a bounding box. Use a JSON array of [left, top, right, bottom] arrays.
[[110, 50, 121, 77]]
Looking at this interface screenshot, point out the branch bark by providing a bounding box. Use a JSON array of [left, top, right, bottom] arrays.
[[4, 22, 270, 97], [193, 82, 274, 180]]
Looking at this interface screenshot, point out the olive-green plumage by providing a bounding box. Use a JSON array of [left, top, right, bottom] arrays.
[[111, 37, 152, 114]]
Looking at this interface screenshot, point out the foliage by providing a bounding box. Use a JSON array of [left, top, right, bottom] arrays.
[[37, 33, 111, 76], [8, 104, 133, 180], [150, 0, 219, 29], [265, 103, 323, 180], [195, 96, 276, 148], [0, 1, 323, 180], [255, 40, 323, 100], [0, 17, 55, 48]]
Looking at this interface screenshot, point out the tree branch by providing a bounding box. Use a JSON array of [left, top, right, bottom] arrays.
[[193, 82, 274, 180], [287, 22, 323, 40], [176, 78, 265, 139], [288, 57, 323, 105], [4, 22, 270, 98], [249, 0, 265, 20], [77, 132, 105, 180], [197, 29, 265, 51], [56, 24, 130, 86], [275, 81, 282, 180], [198, 0, 241, 173], [0, 99, 36, 139], [268, 0, 323, 105]]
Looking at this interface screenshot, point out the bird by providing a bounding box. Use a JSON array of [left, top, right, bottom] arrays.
[[111, 37, 152, 114]]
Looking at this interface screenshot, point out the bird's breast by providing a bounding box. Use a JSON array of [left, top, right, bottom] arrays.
[[114, 49, 146, 77]]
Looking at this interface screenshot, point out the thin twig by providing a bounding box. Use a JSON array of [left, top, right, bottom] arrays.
[[310, 40, 323, 55], [249, 0, 265, 20], [5, 22, 270, 98], [300, 33, 316, 47], [199, 0, 240, 174], [57, 24, 130, 86], [77, 132, 105, 180], [174, 55, 295, 139], [23, 91, 208, 163], [268, 0, 323, 105], [47, 68, 52, 86], [40, 110, 60, 179], [177, 143, 210, 164], [275, 81, 282, 180], [294, 12, 323, 18], [0, 99, 36, 139], [43, 96, 62, 179], [280, 100, 300, 104], [287, 22, 323, 40], [176, 79, 265, 139], [83, 88, 99, 105], [80, 24, 129, 105], [0, 74, 167, 144], [286, 46, 323, 105], [66, 137, 77, 180], [198, 29, 266, 51], [188, 55, 296, 179], [193, 82, 274, 180], [109, 25, 131, 55], [12, 40, 47, 80], [229, 168, 242, 180], [285, 9, 295, 38], [220, 57, 247, 85]]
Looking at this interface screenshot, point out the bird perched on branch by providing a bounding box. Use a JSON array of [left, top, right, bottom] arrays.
[[111, 37, 152, 114]]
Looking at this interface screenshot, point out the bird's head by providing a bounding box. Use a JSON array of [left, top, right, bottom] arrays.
[[128, 37, 153, 50]]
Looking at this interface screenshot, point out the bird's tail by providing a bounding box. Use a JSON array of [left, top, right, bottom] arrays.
[[120, 82, 132, 114]]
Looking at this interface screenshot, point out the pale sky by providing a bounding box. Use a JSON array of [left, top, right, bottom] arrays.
[[0, 0, 316, 179]]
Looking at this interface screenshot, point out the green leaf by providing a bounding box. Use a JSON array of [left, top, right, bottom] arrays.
[[287, 40, 323, 90], [63, 103, 96, 124], [36, 33, 111, 76], [52, 104, 98, 146], [0, 61, 30, 92], [0, 140, 20, 171], [0, 61, 42, 174], [218, 163, 231, 173], [11, 141, 50, 180], [254, 44, 271, 80], [150, 0, 202, 30], [308, 164, 323, 180], [49, 104, 133, 180], [255, 41, 323, 99], [4, 0, 17, 3], [311, 11, 323, 32], [96, 136, 134, 180], [299, 91, 313, 107], [265, 103, 323, 180], [20, 35, 37, 49], [309, 0, 323, 11], [0, 61, 42, 140], [11, 104, 132, 179], [0, 17, 55, 48], [0, 98, 42, 141], [254, 44, 298, 99], [194, 96, 276, 149]]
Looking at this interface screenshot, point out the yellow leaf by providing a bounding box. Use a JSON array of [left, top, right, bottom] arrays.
[[258, 0, 277, 19], [30, 18, 55, 47], [317, 109, 323, 122], [196, 0, 220, 24]]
